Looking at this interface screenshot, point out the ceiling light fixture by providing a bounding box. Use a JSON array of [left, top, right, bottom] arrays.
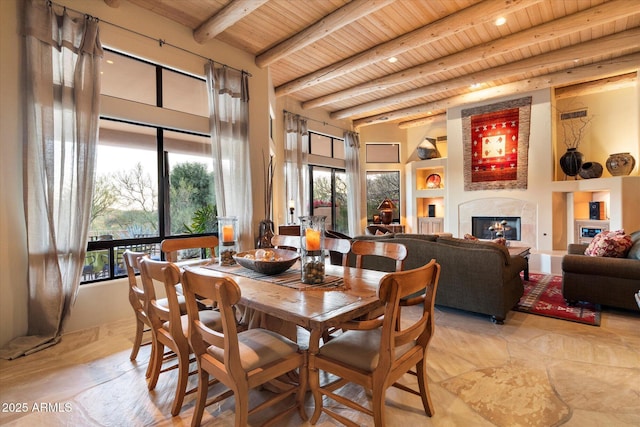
[[495, 17, 506, 26], [388, 57, 398, 63], [470, 83, 481, 89]]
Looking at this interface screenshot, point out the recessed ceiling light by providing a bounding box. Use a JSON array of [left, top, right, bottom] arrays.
[[388, 57, 398, 63], [106, 59, 114, 64], [495, 17, 506, 26], [470, 83, 482, 89]]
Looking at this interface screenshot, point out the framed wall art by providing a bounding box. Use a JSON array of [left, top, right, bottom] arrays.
[[461, 96, 532, 191]]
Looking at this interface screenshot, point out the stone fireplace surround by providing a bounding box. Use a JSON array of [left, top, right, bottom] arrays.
[[459, 198, 537, 249]]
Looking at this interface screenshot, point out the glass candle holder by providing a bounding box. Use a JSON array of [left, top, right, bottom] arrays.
[[299, 215, 326, 284], [218, 216, 238, 266]]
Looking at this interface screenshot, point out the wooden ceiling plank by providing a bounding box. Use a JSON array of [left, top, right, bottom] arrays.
[[353, 52, 640, 128], [332, 28, 640, 119], [274, 0, 543, 97], [104, 0, 121, 7], [255, 0, 394, 68], [194, 0, 270, 44], [303, 0, 639, 110]]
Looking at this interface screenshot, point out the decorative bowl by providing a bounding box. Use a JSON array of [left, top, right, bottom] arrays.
[[233, 248, 299, 275]]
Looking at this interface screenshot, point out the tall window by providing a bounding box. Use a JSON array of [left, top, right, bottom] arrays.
[[366, 171, 401, 223], [83, 50, 213, 283], [307, 131, 348, 234]]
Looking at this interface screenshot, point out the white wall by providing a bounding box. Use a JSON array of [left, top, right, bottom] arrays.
[[0, 0, 28, 349]]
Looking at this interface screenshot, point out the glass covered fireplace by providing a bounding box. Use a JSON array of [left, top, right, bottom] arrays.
[[472, 216, 521, 241]]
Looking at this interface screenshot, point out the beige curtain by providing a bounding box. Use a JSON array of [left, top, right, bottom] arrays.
[[284, 112, 309, 216], [0, 0, 102, 359], [344, 131, 362, 237], [206, 63, 253, 250]]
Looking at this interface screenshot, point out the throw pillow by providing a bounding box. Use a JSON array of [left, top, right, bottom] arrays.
[[584, 230, 633, 258], [463, 233, 478, 241], [492, 237, 507, 246]]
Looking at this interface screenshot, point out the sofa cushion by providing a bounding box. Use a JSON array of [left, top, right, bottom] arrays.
[[628, 230, 640, 259], [395, 233, 438, 242], [436, 236, 511, 265], [584, 230, 633, 258]]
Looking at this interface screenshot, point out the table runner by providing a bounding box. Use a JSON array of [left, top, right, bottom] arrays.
[[202, 263, 346, 291]]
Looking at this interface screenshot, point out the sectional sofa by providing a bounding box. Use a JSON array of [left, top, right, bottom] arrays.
[[347, 233, 528, 323]]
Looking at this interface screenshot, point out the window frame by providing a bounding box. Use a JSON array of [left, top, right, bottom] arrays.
[[83, 49, 213, 284]]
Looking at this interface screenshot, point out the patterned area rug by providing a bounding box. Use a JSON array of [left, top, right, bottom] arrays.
[[514, 273, 601, 326]]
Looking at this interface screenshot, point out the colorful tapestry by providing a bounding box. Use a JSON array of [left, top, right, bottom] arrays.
[[462, 97, 531, 191]]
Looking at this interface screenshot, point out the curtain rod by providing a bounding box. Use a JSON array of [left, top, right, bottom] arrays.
[[49, 1, 251, 77], [283, 109, 353, 134]]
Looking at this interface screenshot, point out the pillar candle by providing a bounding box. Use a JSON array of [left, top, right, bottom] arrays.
[[222, 224, 235, 243], [306, 228, 321, 251]]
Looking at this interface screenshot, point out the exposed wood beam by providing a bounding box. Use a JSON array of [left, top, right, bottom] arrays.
[[194, 0, 269, 44], [398, 114, 447, 130], [255, 0, 394, 68], [554, 72, 637, 100], [303, 0, 638, 110], [353, 53, 640, 128], [274, 0, 541, 97], [333, 29, 640, 120], [104, 0, 120, 7]]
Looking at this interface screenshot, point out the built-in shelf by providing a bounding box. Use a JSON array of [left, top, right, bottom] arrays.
[[406, 158, 447, 234], [551, 175, 640, 250]]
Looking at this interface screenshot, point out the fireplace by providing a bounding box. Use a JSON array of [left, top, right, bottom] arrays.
[[472, 216, 521, 241]]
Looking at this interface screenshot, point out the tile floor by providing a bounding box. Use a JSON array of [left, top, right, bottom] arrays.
[[1, 304, 639, 426]]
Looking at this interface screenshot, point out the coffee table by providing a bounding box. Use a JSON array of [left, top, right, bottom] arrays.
[[508, 246, 531, 281]]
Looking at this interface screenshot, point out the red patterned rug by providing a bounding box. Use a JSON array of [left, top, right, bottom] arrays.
[[514, 273, 601, 326]]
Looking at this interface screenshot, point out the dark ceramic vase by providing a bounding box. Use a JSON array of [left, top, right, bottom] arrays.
[[578, 161, 603, 179], [559, 148, 584, 178], [256, 219, 274, 248]]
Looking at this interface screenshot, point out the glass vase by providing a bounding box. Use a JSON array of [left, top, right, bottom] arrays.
[[218, 216, 238, 266], [299, 215, 326, 284]]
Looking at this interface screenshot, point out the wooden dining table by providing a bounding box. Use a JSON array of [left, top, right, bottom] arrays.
[[184, 262, 387, 355]]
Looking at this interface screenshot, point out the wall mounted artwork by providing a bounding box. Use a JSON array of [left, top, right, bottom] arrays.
[[462, 96, 532, 191]]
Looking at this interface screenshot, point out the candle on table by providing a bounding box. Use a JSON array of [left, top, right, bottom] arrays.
[[306, 228, 321, 251], [222, 224, 235, 243]]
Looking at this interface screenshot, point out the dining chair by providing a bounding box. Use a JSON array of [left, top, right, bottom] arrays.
[[324, 237, 352, 266], [350, 240, 407, 272], [271, 234, 300, 251], [180, 267, 308, 427], [309, 259, 441, 427], [122, 250, 153, 372], [161, 235, 219, 263], [138, 258, 223, 416]]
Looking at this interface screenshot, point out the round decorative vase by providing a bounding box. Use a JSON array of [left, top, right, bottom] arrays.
[[559, 148, 584, 178], [606, 152, 636, 176], [578, 161, 603, 179]]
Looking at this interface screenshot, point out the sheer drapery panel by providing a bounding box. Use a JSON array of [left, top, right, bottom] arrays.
[[284, 112, 309, 217], [0, 0, 102, 359], [206, 63, 253, 250], [344, 131, 362, 237]]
